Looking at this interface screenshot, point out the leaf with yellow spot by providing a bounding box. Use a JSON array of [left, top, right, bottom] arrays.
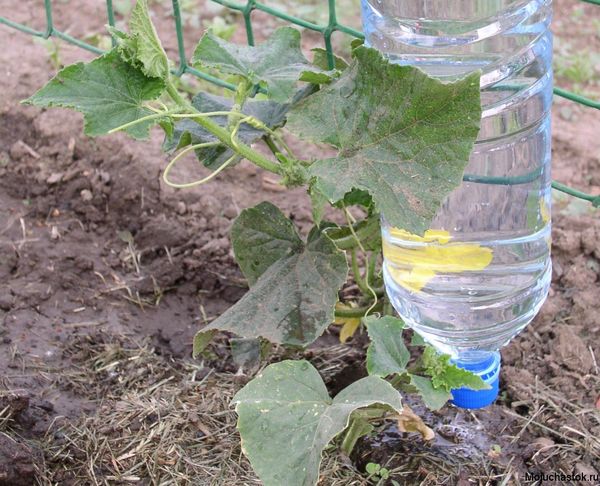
[[383, 229, 493, 292]]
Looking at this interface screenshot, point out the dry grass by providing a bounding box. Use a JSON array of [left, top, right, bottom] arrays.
[[31, 335, 367, 485], [505, 378, 600, 464], [0, 332, 594, 485]]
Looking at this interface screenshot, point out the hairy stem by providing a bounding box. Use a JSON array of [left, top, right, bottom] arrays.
[[263, 135, 281, 157], [334, 301, 383, 318], [165, 80, 285, 176], [367, 253, 378, 286], [166, 81, 195, 112], [383, 297, 394, 316], [229, 78, 251, 128], [351, 249, 370, 296]]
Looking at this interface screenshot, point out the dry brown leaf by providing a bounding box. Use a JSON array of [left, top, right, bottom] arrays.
[[395, 405, 434, 441]]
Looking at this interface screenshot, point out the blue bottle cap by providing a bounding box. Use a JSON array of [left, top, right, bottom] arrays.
[[450, 352, 501, 409]]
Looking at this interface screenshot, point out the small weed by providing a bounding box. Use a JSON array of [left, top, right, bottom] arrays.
[[366, 462, 390, 484], [555, 51, 599, 85], [33, 37, 62, 70]]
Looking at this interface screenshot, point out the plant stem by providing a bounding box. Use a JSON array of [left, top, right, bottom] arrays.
[[166, 81, 195, 112], [107, 112, 171, 134], [383, 297, 394, 316], [340, 415, 373, 456], [335, 301, 383, 318], [351, 249, 370, 296], [229, 78, 251, 128], [388, 373, 408, 389], [367, 253, 378, 285], [263, 135, 281, 157], [165, 80, 285, 176]]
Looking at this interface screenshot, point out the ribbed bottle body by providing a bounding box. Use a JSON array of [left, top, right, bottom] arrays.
[[363, 0, 553, 359]]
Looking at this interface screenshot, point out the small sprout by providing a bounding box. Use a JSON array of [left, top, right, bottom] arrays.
[[117, 230, 134, 244], [488, 444, 502, 459], [366, 462, 390, 481]]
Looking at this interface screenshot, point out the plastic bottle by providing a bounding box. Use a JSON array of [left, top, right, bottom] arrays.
[[362, 0, 553, 408]]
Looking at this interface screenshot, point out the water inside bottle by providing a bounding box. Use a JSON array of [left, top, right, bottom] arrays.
[[363, 0, 553, 359]]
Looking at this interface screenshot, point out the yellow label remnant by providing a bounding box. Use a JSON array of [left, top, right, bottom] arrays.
[[383, 229, 493, 292]]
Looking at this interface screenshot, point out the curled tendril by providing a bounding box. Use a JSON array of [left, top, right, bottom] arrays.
[[162, 142, 238, 189]]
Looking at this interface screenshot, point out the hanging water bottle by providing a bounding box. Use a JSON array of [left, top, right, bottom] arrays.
[[362, 0, 553, 408]]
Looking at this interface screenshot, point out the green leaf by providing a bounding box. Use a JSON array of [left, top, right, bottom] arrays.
[[311, 48, 348, 71], [363, 317, 456, 410], [340, 413, 375, 456], [364, 316, 410, 377], [410, 332, 426, 346], [192, 27, 320, 101], [111, 0, 169, 79], [164, 92, 289, 170], [231, 338, 262, 370], [299, 71, 336, 85], [230, 202, 303, 286], [233, 360, 402, 486], [335, 188, 374, 212], [193, 329, 216, 357], [299, 48, 348, 85], [287, 46, 481, 234], [107, 27, 139, 64], [309, 186, 329, 226], [350, 38, 364, 50], [25, 50, 165, 139], [323, 215, 381, 252], [202, 202, 348, 347], [408, 374, 452, 411], [420, 347, 490, 392]]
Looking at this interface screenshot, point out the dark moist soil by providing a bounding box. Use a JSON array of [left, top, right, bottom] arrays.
[[1, 0, 599, 485]]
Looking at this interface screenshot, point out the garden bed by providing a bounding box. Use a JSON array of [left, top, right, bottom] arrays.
[[0, 0, 599, 484]]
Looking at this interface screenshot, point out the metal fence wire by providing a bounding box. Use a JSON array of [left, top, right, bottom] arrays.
[[1, 0, 599, 205]]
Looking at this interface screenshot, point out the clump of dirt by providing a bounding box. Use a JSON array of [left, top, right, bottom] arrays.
[[0, 434, 41, 486]]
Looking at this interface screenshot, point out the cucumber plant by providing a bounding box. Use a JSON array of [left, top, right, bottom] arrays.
[[25, 1, 489, 484]]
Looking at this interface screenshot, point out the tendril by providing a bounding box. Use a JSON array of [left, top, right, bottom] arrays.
[[343, 205, 379, 316], [162, 142, 238, 189]]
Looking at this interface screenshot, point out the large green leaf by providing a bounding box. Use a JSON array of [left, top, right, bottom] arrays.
[[110, 0, 169, 79], [201, 202, 347, 347], [163, 92, 289, 170], [230, 202, 303, 285], [233, 360, 402, 486], [364, 316, 410, 377], [191, 27, 320, 101], [287, 46, 481, 234], [25, 50, 165, 139]]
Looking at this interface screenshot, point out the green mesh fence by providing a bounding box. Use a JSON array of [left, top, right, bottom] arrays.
[[1, 0, 599, 204]]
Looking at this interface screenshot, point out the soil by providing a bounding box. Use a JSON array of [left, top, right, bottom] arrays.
[[0, 0, 599, 485]]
